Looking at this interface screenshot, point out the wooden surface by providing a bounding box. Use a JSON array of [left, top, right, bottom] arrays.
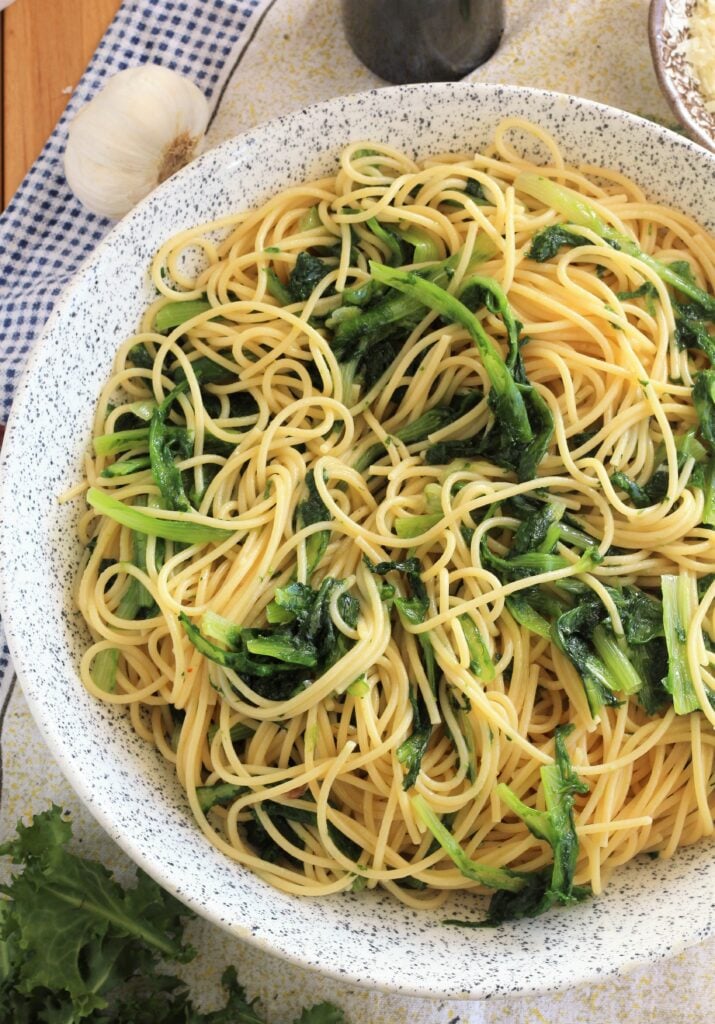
[[2, 0, 121, 206]]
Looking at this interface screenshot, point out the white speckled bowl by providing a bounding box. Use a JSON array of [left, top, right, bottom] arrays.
[[0, 84, 713, 1000]]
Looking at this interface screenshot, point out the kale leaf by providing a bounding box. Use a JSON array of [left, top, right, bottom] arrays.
[[0, 806, 346, 1023]]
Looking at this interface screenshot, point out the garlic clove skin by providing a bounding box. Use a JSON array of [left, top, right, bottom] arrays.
[[64, 65, 210, 220]]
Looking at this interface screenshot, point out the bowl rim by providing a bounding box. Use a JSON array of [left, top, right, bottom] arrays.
[[1, 80, 714, 1000], [648, 0, 715, 152]]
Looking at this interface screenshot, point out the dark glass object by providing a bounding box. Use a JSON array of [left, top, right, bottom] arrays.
[[342, 0, 505, 85]]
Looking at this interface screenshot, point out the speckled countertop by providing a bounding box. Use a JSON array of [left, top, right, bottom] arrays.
[[2, 1, 714, 1020]]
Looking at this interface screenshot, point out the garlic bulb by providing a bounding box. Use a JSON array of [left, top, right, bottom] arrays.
[[64, 65, 210, 220]]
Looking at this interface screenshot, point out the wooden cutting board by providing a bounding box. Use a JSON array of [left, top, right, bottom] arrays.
[[2, 0, 121, 207]]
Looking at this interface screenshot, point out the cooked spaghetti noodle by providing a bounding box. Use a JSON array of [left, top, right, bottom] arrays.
[[74, 118, 715, 916]]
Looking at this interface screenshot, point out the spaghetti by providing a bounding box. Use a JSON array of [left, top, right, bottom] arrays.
[[74, 118, 715, 917]]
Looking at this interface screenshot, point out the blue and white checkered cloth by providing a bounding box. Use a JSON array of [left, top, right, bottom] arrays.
[[0, 0, 271, 725]]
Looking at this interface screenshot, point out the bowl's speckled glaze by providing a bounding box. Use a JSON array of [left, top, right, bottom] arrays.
[[0, 84, 713, 1000]]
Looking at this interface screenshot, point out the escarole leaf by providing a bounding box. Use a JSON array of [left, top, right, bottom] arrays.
[[355, 389, 482, 474], [488, 725, 590, 923], [296, 469, 332, 576], [94, 425, 193, 457], [552, 599, 622, 718], [457, 274, 522, 372], [526, 225, 593, 262], [694, 370, 715, 446], [674, 299, 715, 364], [329, 250, 470, 402], [444, 726, 590, 927], [90, 506, 157, 693], [149, 380, 193, 512], [458, 613, 495, 681], [367, 216, 406, 265], [398, 224, 442, 263], [368, 263, 554, 480], [661, 574, 700, 714], [87, 487, 235, 543], [181, 613, 319, 678], [100, 455, 152, 478], [551, 582, 671, 718], [411, 794, 525, 892], [196, 781, 246, 813], [182, 577, 360, 702], [154, 298, 213, 333], [288, 251, 333, 301], [365, 556, 437, 692], [516, 173, 715, 315], [396, 688, 432, 789], [370, 262, 532, 441]]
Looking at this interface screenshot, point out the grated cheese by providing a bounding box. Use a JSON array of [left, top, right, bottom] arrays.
[[688, 0, 715, 112]]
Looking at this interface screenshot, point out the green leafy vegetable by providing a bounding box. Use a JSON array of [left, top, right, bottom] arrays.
[[412, 795, 525, 892], [505, 591, 553, 639], [610, 469, 668, 509], [661, 574, 700, 714], [149, 381, 193, 512], [182, 612, 313, 678], [94, 426, 193, 458], [196, 781, 246, 813], [265, 267, 295, 306], [90, 510, 157, 692], [370, 262, 533, 444], [182, 576, 360, 703], [365, 556, 437, 692], [552, 599, 623, 717], [100, 456, 152, 478], [369, 263, 553, 480], [441, 177, 490, 208], [443, 726, 590, 926], [517, 173, 715, 314], [458, 274, 523, 373], [288, 252, 333, 301], [458, 613, 495, 681], [154, 298, 213, 333], [616, 281, 659, 314], [296, 470, 332, 576], [674, 300, 715, 365], [195, 786, 361, 865], [0, 806, 345, 1022], [328, 250, 478, 400], [354, 390, 481, 474], [87, 488, 234, 544], [488, 726, 590, 922], [398, 224, 441, 263], [693, 370, 715, 446], [394, 513, 443, 539], [526, 225, 593, 262], [173, 355, 238, 386], [612, 430, 707, 510], [366, 217, 406, 265], [396, 689, 432, 789]]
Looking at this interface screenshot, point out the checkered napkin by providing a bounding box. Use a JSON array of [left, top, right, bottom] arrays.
[[0, 0, 270, 730]]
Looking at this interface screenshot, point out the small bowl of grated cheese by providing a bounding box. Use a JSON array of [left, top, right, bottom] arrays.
[[649, 0, 715, 150]]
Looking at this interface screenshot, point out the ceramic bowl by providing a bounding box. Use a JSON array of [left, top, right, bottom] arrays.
[[649, 0, 715, 151], [0, 83, 713, 999]]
